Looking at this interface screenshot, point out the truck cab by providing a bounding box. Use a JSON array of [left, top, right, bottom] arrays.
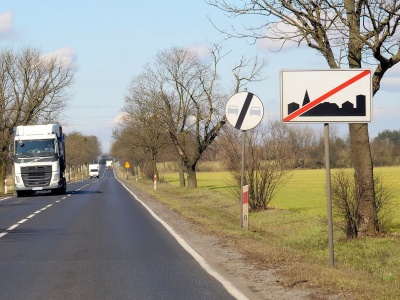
[[89, 164, 100, 178], [12, 124, 67, 197]]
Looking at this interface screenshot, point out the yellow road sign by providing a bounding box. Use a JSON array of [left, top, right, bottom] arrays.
[[125, 162, 130, 168]]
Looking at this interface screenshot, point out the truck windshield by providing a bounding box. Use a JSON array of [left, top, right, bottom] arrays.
[[16, 139, 56, 157]]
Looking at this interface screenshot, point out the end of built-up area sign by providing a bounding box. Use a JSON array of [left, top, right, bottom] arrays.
[[281, 69, 372, 123]]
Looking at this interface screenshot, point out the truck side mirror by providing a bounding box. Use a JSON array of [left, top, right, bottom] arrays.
[[58, 142, 64, 156]]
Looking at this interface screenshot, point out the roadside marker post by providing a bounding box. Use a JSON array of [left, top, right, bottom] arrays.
[[242, 185, 249, 230], [154, 175, 157, 191], [4, 179, 7, 194]]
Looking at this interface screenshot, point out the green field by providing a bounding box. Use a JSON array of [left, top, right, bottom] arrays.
[[164, 167, 400, 226]]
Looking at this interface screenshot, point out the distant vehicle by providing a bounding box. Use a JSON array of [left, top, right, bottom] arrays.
[[11, 124, 67, 197], [89, 164, 100, 178], [106, 160, 113, 170]]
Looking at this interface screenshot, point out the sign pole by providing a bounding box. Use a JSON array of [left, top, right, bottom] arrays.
[[325, 123, 334, 267], [225, 90, 264, 230]]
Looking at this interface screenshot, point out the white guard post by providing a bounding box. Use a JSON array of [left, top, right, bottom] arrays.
[[242, 185, 249, 230]]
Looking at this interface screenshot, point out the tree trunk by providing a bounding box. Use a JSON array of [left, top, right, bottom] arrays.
[[178, 157, 185, 187], [186, 164, 197, 188], [349, 123, 378, 236], [0, 160, 6, 194], [151, 152, 159, 181]]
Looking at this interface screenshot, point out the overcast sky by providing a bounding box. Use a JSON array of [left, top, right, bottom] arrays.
[[1, 0, 399, 152]]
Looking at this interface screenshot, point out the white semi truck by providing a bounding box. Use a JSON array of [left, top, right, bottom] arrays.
[[11, 124, 67, 197]]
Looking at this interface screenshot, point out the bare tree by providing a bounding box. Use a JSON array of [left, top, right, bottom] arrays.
[[332, 169, 396, 238], [110, 126, 143, 177], [220, 121, 291, 210], [207, 0, 400, 236], [287, 125, 319, 168], [0, 46, 75, 187], [231, 55, 267, 93], [122, 81, 171, 180], [154, 45, 228, 188], [117, 43, 266, 188]]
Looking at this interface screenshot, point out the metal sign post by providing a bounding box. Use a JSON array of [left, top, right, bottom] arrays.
[[125, 161, 130, 180], [240, 131, 246, 228], [325, 123, 334, 267]]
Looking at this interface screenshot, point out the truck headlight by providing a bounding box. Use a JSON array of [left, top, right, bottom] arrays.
[[15, 176, 21, 183], [53, 174, 59, 182]]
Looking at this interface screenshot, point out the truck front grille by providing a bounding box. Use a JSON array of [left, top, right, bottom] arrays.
[[21, 166, 52, 187]]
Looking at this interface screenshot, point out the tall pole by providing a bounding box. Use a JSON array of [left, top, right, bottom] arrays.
[[325, 123, 334, 267]]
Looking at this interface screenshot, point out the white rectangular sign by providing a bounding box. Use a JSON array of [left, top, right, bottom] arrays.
[[280, 69, 372, 123]]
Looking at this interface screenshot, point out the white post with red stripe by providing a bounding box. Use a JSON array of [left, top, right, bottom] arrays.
[[153, 175, 157, 190], [4, 179, 7, 194], [242, 185, 249, 230]]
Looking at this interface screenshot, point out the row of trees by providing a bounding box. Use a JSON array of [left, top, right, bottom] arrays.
[[65, 132, 102, 177], [0, 46, 76, 185], [0, 46, 102, 183]]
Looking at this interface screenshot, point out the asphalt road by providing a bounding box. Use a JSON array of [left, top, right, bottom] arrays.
[[0, 168, 241, 300]]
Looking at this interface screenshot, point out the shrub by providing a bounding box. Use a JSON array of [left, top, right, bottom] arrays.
[[331, 169, 395, 238]]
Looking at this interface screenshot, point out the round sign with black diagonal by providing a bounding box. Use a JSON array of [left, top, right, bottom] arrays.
[[225, 91, 264, 131]]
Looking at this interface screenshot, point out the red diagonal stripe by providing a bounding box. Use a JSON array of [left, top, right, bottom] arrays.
[[283, 70, 370, 122]]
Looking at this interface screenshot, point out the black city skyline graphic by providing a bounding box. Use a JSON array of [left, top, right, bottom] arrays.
[[288, 90, 366, 117]]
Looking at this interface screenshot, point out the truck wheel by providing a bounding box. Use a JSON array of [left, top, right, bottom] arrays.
[[16, 191, 24, 197], [61, 179, 67, 193]]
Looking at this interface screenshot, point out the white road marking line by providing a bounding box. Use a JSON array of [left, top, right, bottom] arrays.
[[1, 199, 61, 239], [0, 196, 13, 202], [7, 224, 19, 231]]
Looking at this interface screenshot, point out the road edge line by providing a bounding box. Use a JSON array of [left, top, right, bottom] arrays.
[[115, 176, 249, 300]]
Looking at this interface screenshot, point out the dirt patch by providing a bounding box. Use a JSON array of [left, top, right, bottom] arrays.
[[120, 180, 344, 300]]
